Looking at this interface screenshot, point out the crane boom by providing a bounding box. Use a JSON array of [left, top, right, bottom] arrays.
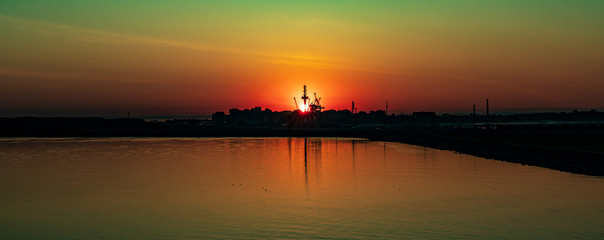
[[293, 97, 300, 110]]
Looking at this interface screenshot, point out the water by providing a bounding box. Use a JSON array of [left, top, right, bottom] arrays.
[[1, 138, 603, 239]]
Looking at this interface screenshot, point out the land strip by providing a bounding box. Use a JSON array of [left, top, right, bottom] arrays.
[[1, 117, 603, 176]]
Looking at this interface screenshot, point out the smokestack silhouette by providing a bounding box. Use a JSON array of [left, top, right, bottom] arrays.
[[473, 105, 476, 128], [486, 98, 490, 128], [386, 100, 388, 115]]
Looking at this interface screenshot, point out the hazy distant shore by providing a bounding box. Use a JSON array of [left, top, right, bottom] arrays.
[[1, 117, 603, 176]]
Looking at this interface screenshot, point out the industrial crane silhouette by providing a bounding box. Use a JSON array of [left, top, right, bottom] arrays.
[[301, 85, 310, 111], [293, 85, 323, 112], [309, 93, 324, 112], [293, 97, 300, 111]]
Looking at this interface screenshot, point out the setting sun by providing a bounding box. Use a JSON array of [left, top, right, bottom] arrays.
[[301, 103, 309, 112]]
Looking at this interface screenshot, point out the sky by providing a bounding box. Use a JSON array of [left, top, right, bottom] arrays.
[[1, 0, 603, 116]]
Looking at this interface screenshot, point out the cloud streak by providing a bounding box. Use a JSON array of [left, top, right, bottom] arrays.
[[0, 14, 432, 78], [1, 13, 499, 90], [0, 15, 354, 70]]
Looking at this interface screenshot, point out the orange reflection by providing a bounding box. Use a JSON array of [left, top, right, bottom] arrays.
[[2, 138, 604, 239]]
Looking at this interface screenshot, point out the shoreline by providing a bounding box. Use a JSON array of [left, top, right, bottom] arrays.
[[2, 126, 603, 176], [368, 132, 604, 177]]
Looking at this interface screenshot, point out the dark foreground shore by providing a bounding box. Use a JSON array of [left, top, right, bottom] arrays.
[[1, 118, 603, 176], [375, 130, 604, 176]]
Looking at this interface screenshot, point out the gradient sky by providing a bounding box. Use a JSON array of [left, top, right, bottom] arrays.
[[1, 0, 603, 116]]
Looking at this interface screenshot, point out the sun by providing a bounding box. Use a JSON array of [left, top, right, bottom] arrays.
[[299, 103, 309, 112]]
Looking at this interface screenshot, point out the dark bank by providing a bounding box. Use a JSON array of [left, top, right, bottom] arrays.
[[2, 109, 604, 176]]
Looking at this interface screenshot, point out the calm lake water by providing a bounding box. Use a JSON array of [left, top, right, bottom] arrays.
[[1, 138, 603, 239]]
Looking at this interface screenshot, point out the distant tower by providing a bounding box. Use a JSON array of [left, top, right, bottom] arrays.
[[386, 100, 388, 115], [472, 105, 476, 128], [352, 101, 356, 114], [486, 98, 490, 128], [385, 100, 389, 125]]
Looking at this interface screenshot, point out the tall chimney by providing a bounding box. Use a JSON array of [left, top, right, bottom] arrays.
[[473, 105, 476, 128]]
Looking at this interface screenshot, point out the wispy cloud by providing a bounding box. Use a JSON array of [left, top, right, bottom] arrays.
[[0, 67, 150, 87], [0, 15, 255, 54], [0, 15, 354, 70], [0, 14, 452, 80], [1, 14, 426, 77]]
